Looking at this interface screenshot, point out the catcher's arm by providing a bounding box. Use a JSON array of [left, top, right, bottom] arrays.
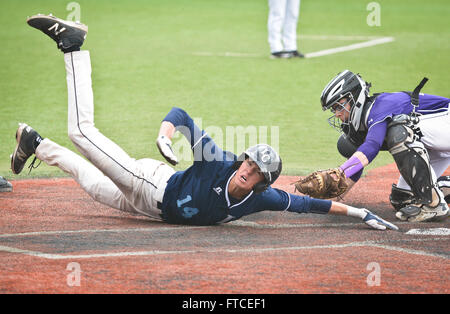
[[331, 151, 368, 199], [340, 152, 369, 178], [330, 202, 398, 231]]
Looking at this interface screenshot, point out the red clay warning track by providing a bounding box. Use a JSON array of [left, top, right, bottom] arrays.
[[0, 163, 449, 293]]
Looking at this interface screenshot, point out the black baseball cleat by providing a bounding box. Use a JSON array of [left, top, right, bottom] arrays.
[[0, 176, 13, 192], [270, 51, 291, 59], [11, 123, 43, 175], [437, 175, 450, 203], [396, 202, 449, 222], [285, 50, 305, 58], [27, 14, 88, 53]]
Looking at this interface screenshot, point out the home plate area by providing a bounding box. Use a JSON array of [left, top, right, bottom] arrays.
[[0, 163, 448, 294]]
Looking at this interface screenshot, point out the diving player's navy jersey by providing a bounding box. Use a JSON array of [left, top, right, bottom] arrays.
[[160, 107, 331, 225]]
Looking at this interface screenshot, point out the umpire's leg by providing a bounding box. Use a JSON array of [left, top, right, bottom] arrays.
[[64, 50, 174, 219], [268, 0, 287, 53], [282, 0, 300, 52]]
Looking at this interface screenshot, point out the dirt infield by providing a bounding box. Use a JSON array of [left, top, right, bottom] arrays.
[[0, 163, 449, 294]]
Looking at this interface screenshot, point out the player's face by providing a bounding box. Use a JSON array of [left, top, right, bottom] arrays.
[[234, 158, 265, 192], [332, 97, 352, 122]]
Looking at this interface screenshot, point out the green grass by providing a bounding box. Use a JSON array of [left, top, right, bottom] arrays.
[[0, 0, 449, 179]]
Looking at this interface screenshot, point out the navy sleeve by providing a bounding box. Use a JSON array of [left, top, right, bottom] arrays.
[[258, 188, 331, 214], [287, 194, 332, 214], [163, 107, 232, 163], [163, 107, 204, 149]]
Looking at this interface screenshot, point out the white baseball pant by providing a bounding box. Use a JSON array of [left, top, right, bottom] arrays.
[[268, 0, 300, 53], [35, 50, 175, 219]]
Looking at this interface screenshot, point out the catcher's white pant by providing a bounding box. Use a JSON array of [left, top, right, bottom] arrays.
[[35, 51, 175, 220], [396, 110, 450, 193], [267, 0, 300, 53]]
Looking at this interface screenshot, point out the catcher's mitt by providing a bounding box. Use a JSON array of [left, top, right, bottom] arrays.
[[294, 167, 348, 199]]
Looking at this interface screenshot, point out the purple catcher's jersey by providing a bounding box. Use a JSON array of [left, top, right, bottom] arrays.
[[366, 92, 449, 129], [357, 92, 450, 163]]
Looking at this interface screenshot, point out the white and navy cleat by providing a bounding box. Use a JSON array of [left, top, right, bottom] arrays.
[[27, 14, 88, 53]]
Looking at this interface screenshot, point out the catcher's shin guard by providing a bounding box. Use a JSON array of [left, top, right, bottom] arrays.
[[386, 115, 440, 207], [389, 184, 416, 211]]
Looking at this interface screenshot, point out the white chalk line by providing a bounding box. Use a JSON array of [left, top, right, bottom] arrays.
[[0, 219, 409, 238], [299, 34, 381, 41], [0, 221, 448, 260], [192, 36, 395, 59], [0, 239, 447, 260], [228, 220, 407, 229], [0, 226, 208, 238], [305, 36, 395, 58]]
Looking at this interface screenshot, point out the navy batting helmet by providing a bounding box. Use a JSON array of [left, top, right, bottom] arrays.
[[233, 144, 282, 193]]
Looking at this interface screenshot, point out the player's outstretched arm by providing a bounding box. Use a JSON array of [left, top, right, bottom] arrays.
[[329, 201, 399, 231]]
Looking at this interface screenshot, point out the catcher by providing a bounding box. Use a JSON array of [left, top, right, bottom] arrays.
[[10, 14, 398, 231], [296, 70, 450, 223]]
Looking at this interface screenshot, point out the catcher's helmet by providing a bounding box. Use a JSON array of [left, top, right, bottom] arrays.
[[234, 144, 282, 194], [320, 70, 371, 132]]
